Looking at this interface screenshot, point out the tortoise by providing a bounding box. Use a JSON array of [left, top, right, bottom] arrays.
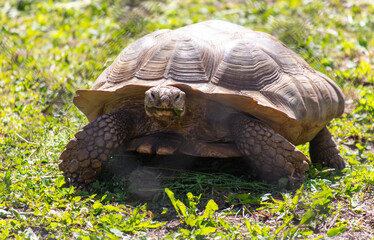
[[59, 20, 345, 187]]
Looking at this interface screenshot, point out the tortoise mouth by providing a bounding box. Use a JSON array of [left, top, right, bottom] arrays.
[[145, 106, 185, 118]]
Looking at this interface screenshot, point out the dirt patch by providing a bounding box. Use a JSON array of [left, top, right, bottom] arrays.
[[313, 194, 374, 239], [145, 219, 182, 239]]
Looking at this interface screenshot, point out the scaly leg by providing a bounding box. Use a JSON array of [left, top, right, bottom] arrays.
[[230, 114, 310, 184], [59, 109, 135, 187], [309, 127, 345, 170]]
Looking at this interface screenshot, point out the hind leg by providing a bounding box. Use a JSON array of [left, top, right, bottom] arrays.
[[230, 114, 310, 184], [309, 127, 345, 170]]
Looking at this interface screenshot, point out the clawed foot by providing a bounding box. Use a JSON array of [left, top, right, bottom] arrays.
[[59, 109, 133, 187]]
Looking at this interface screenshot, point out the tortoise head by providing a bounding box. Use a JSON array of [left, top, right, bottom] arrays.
[[145, 86, 186, 120]]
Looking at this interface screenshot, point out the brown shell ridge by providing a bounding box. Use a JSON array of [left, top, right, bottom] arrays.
[[303, 74, 329, 122], [238, 36, 337, 124], [299, 74, 323, 120], [318, 75, 340, 118], [108, 29, 172, 83], [257, 90, 295, 118], [290, 74, 313, 120], [212, 39, 282, 90], [164, 36, 210, 82], [255, 37, 312, 76], [136, 38, 176, 80], [316, 71, 345, 117]]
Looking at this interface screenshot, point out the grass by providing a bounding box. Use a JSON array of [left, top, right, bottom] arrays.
[[1, 0, 374, 239]]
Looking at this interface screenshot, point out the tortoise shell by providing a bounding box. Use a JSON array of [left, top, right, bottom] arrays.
[[73, 20, 344, 145]]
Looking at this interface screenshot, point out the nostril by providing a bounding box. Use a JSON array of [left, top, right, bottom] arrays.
[[148, 91, 156, 101], [175, 94, 180, 101]]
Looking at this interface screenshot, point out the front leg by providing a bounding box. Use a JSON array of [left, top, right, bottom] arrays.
[[230, 114, 310, 184], [59, 109, 135, 187]]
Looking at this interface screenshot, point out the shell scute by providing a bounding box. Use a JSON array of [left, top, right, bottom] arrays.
[[212, 39, 281, 90]]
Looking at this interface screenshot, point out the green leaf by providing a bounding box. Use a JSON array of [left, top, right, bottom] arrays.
[[274, 214, 293, 235], [33, 208, 42, 217], [179, 228, 191, 236], [92, 202, 103, 210], [327, 226, 346, 237], [72, 196, 81, 202], [165, 188, 182, 219], [184, 215, 197, 227], [176, 200, 187, 218], [173, 108, 182, 124], [292, 185, 303, 206], [245, 219, 262, 235], [161, 207, 168, 214], [202, 199, 218, 219], [101, 194, 108, 201], [187, 192, 200, 212], [9, 208, 21, 220], [245, 219, 253, 234], [55, 176, 65, 188], [196, 226, 216, 235], [103, 205, 120, 212], [299, 209, 316, 225]]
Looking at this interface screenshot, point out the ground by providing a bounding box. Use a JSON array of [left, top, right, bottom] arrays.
[[0, 0, 373, 239]]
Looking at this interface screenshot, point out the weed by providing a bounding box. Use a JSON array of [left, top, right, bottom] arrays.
[[1, 0, 374, 238]]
